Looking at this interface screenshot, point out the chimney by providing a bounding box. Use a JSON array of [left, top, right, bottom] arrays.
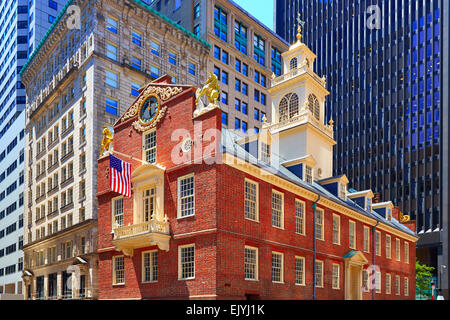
[[373, 192, 381, 204], [392, 207, 401, 221]]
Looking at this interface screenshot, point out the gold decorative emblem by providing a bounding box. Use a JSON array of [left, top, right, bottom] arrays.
[[100, 126, 113, 157], [399, 211, 411, 223], [193, 72, 221, 118]]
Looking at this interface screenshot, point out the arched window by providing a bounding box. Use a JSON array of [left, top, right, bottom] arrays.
[[308, 94, 320, 120], [289, 93, 299, 118], [279, 95, 290, 122], [289, 57, 297, 70], [279, 93, 299, 122]]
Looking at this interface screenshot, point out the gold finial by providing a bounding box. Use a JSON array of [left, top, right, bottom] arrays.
[[328, 118, 334, 126], [296, 13, 305, 42]]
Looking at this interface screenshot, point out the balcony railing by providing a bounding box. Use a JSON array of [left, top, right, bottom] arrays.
[[112, 219, 170, 256]]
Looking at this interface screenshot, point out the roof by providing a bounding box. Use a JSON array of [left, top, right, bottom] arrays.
[[19, 0, 210, 77], [221, 128, 417, 238]]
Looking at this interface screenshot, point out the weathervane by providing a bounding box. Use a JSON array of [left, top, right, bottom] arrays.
[[296, 13, 305, 42]]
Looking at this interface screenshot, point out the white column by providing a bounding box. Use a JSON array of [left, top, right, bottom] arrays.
[[57, 271, 62, 299]]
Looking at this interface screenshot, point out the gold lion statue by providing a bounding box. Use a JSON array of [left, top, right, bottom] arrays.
[[195, 72, 221, 107], [100, 126, 113, 156]]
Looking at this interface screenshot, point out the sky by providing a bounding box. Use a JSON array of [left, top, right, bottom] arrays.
[[233, 0, 274, 31]]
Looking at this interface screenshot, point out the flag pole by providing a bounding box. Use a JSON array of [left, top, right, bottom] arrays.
[[109, 149, 147, 165]]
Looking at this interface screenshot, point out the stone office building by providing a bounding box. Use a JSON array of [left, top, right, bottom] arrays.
[[20, 0, 208, 299]]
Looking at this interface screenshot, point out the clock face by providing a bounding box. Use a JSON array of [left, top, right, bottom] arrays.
[[139, 95, 159, 124]]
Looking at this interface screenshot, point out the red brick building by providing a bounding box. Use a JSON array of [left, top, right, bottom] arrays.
[[96, 36, 418, 300]]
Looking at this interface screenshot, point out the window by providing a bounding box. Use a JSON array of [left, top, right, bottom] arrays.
[[143, 188, 155, 222], [234, 21, 247, 54], [404, 242, 409, 264], [174, 0, 181, 10], [112, 197, 124, 229], [349, 221, 356, 249], [221, 91, 228, 105], [244, 246, 258, 280], [244, 179, 258, 221], [332, 264, 340, 289], [131, 56, 142, 70], [386, 235, 392, 259], [150, 65, 160, 79], [143, 130, 157, 163], [214, 6, 227, 42], [105, 97, 118, 115], [234, 118, 241, 130], [131, 82, 141, 97], [295, 256, 305, 285], [113, 256, 125, 285], [106, 16, 118, 34], [307, 94, 320, 120], [105, 70, 118, 88], [178, 174, 195, 218], [188, 61, 196, 76], [271, 47, 282, 76], [386, 274, 392, 294], [179, 244, 195, 279], [395, 275, 400, 295], [142, 251, 158, 282], [271, 191, 284, 229], [235, 59, 241, 72], [222, 50, 228, 64], [315, 260, 323, 287], [242, 82, 248, 95], [48, 0, 57, 10], [168, 51, 177, 65], [375, 231, 381, 256], [106, 42, 118, 60], [375, 272, 381, 293], [261, 142, 270, 164], [332, 214, 340, 245], [151, 41, 160, 56], [48, 14, 55, 23], [242, 121, 248, 133], [305, 165, 313, 183], [221, 112, 228, 127], [290, 57, 298, 70], [193, 24, 200, 36], [363, 226, 370, 252], [295, 200, 305, 235], [395, 239, 401, 261], [253, 34, 265, 66], [132, 29, 142, 46], [315, 208, 324, 240], [222, 71, 228, 84], [404, 277, 409, 296], [194, 4, 200, 19], [271, 252, 283, 283]]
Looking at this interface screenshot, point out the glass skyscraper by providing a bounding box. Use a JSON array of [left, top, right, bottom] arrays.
[[275, 0, 449, 298], [0, 0, 65, 298]]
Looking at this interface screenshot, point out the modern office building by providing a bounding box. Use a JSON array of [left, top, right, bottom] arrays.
[[274, 0, 449, 298], [20, 0, 209, 299], [0, 0, 65, 299], [151, 0, 289, 135], [96, 35, 417, 300]]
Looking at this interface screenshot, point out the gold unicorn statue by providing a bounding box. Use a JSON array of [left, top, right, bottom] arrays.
[[195, 72, 221, 107], [100, 125, 113, 156]]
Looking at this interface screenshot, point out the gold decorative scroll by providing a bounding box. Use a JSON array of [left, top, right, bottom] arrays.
[[121, 86, 182, 122]]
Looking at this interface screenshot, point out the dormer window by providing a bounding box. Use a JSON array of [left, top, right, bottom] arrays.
[[339, 183, 347, 200], [305, 165, 313, 183], [307, 94, 320, 120], [278, 93, 299, 122], [366, 197, 372, 212], [387, 208, 392, 221], [289, 57, 297, 70]]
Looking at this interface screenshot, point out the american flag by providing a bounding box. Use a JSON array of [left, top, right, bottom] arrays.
[[109, 154, 132, 197]]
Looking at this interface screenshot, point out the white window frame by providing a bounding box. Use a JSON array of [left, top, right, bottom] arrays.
[[244, 179, 259, 222], [332, 214, 340, 245], [404, 242, 409, 264], [395, 275, 400, 295], [295, 199, 306, 235], [363, 226, 370, 253], [332, 263, 340, 289], [178, 244, 195, 280], [315, 260, 324, 288], [113, 255, 125, 285], [112, 196, 124, 231], [386, 273, 392, 294], [143, 129, 157, 164], [142, 250, 158, 283], [375, 231, 381, 256], [315, 208, 324, 241], [271, 251, 284, 283], [271, 190, 284, 229], [244, 246, 259, 281], [386, 235, 392, 259], [295, 256, 305, 286], [362, 269, 369, 292], [177, 173, 195, 219], [375, 271, 381, 293], [395, 238, 401, 261], [349, 220, 356, 249], [404, 277, 409, 296]]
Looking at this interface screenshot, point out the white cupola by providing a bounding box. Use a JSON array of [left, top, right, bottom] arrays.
[[264, 17, 336, 180]]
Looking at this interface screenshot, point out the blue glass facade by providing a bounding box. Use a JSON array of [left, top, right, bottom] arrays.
[[275, 0, 449, 296]]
